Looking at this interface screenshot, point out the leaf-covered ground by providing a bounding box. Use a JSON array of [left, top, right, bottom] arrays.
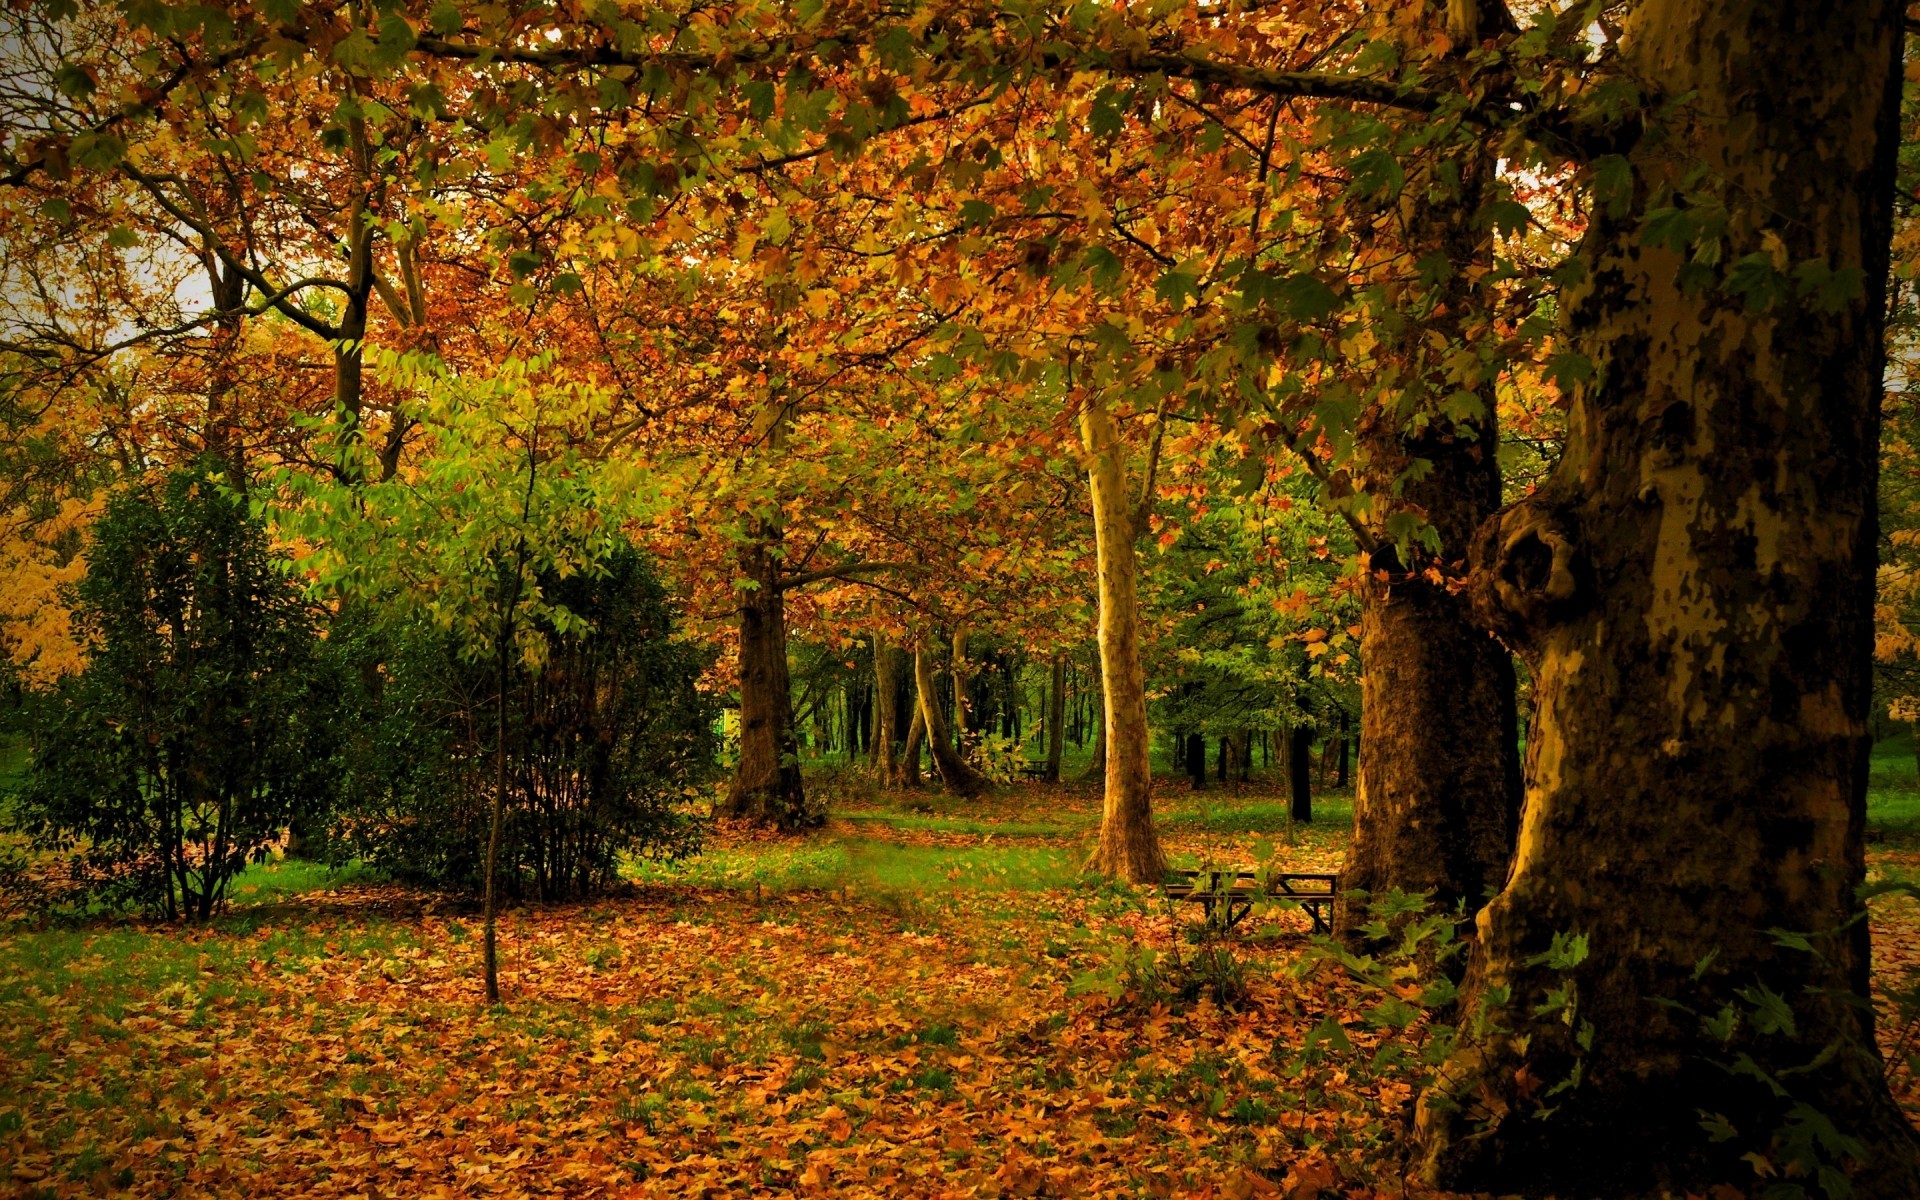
[[4, 772, 1920, 1199]]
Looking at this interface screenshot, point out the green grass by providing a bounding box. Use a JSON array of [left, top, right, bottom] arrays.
[[227, 857, 382, 906], [627, 837, 1078, 894], [836, 812, 1084, 838], [1870, 734, 1920, 837]]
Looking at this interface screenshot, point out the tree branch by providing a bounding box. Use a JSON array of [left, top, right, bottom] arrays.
[[777, 559, 926, 592]]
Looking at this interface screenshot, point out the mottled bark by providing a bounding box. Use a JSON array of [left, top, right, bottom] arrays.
[[913, 643, 988, 796], [718, 528, 812, 829], [1081, 395, 1167, 882], [1416, 2, 1920, 1194]]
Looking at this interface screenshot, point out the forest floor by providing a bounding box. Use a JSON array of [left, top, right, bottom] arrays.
[[3, 761, 1920, 1199]]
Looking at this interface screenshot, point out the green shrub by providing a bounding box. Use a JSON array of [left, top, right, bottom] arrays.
[[332, 544, 715, 899], [11, 464, 336, 920]]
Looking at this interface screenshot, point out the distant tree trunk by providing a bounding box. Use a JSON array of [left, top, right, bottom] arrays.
[[1186, 733, 1207, 789], [873, 636, 901, 786], [1081, 395, 1165, 882], [914, 643, 988, 796], [1335, 710, 1351, 789], [1415, 2, 1920, 1195], [717, 527, 811, 829], [950, 627, 970, 754], [1045, 654, 1066, 782], [1288, 720, 1311, 825], [902, 703, 924, 788], [1215, 736, 1228, 783]]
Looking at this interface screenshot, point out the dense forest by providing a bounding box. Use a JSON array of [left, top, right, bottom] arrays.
[[6, 1, 1920, 1197]]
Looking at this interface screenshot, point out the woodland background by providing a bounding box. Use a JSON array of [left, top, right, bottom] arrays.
[[6, 1, 1920, 1198]]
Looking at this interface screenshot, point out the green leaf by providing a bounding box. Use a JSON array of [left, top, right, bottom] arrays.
[[1485, 199, 1531, 238], [52, 64, 95, 99], [1590, 154, 1633, 218], [1723, 252, 1789, 312], [958, 199, 995, 229], [1303, 1015, 1352, 1055], [68, 131, 126, 171], [1154, 268, 1199, 311], [428, 0, 464, 35]]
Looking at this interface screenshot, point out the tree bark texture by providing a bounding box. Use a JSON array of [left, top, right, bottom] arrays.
[[1081, 395, 1167, 882], [719, 528, 812, 829], [914, 643, 988, 797], [1341, 0, 1521, 937], [1416, 3, 1920, 1194]]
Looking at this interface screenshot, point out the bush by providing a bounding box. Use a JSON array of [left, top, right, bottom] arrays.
[[333, 545, 715, 900], [10, 464, 336, 920]]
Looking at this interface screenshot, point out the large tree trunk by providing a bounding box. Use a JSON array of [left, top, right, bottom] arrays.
[[913, 643, 988, 796], [718, 527, 812, 829], [1339, 0, 1521, 937], [1081, 395, 1167, 882], [873, 636, 901, 787], [1045, 654, 1066, 782], [1416, 2, 1920, 1194]]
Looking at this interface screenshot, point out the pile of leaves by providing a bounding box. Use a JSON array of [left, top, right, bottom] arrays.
[[2, 782, 1918, 1198]]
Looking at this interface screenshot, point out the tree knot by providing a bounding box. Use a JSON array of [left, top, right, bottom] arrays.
[[1470, 502, 1581, 658]]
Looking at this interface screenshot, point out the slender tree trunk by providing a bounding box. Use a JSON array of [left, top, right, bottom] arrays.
[[719, 527, 813, 829], [950, 627, 969, 753], [1045, 654, 1066, 782], [873, 636, 901, 786], [1335, 710, 1350, 789], [1416, 3, 1920, 1194], [1287, 721, 1311, 824], [914, 643, 988, 796], [484, 629, 508, 1006], [1186, 733, 1207, 790], [902, 702, 925, 788], [1081, 395, 1165, 881]]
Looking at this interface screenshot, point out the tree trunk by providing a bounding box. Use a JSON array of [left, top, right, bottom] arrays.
[[902, 702, 924, 788], [1339, 0, 1521, 938], [950, 627, 970, 754], [914, 643, 988, 796], [1287, 721, 1311, 825], [1081, 394, 1166, 882], [484, 625, 508, 1006], [1334, 710, 1350, 789], [718, 528, 812, 829], [1186, 733, 1207, 790], [1045, 654, 1066, 782], [1083, 713, 1107, 780], [1415, 3, 1920, 1195], [873, 636, 901, 786]]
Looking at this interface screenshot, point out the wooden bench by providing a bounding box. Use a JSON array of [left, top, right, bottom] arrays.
[[1019, 761, 1052, 778], [1163, 869, 1340, 935]]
